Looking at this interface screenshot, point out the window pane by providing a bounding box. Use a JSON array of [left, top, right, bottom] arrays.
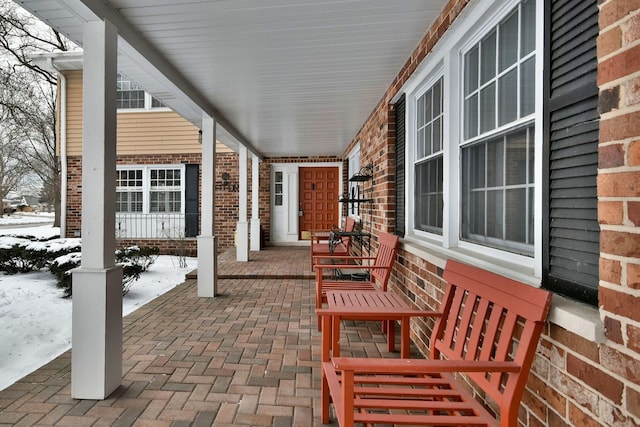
[[499, 11, 519, 72], [480, 30, 497, 85], [521, 0, 536, 57], [505, 129, 528, 185], [169, 191, 181, 211], [480, 82, 496, 134], [433, 79, 442, 116], [116, 192, 126, 212], [498, 68, 518, 126], [486, 137, 504, 187], [424, 123, 433, 156], [505, 188, 526, 243], [417, 128, 426, 158], [486, 189, 503, 239], [465, 46, 479, 95], [470, 143, 486, 187], [131, 192, 143, 212], [464, 94, 478, 139], [520, 56, 535, 117], [469, 191, 485, 236], [424, 90, 433, 124], [415, 157, 443, 233], [417, 93, 425, 127], [433, 117, 442, 152]]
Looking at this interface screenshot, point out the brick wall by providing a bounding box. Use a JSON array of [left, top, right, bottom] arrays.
[[595, 1, 640, 424], [66, 152, 242, 255], [339, 0, 640, 425]]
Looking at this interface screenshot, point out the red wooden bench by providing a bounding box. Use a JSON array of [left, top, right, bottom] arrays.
[[320, 259, 552, 427], [313, 232, 399, 329], [310, 217, 357, 270]]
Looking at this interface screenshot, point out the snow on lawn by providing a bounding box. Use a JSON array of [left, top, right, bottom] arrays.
[[0, 225, 196, 391], [0, 212, 55, 226]]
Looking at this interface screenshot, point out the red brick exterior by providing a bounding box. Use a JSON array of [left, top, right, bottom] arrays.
[[66, 152, 241, 255], [326, 0, 640, 425]]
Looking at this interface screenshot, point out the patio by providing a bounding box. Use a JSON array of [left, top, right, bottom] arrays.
[[0, 246, 415, 426]]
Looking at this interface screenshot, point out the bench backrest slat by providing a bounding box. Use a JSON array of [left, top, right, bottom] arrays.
[[369, 232, 399, 290], [466, 297, 490, 360], [432, 260, 552, 411], [340, 217, 356, 250]]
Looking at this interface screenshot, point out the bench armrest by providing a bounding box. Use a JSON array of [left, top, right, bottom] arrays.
[[331, 357, 521, 374], [313, 255, 375, 263], [316, 308, 441, 318], [314, 261, 378, 271]]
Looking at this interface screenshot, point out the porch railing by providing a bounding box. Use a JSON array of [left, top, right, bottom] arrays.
[[115, 213, 185, 239]]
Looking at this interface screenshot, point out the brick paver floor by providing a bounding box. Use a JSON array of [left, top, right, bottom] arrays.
[[0, 246, 412, 426]]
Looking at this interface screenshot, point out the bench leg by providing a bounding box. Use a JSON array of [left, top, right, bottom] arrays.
[[401, 317, 410, 358], [321, 369, 331, 424], [333, 316, 341, 357], [387, 320, 396, 353]]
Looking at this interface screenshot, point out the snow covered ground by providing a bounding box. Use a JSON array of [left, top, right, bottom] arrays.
[[0, 217, 196, 391]]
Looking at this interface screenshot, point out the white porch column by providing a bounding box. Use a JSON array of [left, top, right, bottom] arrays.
[[71, 19, 123, 400], [250, 153, 261, 251], [197, 116, 218, 297], [236, 144, 249, 261]]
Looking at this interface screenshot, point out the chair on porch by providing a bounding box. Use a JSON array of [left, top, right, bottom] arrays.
[[312, 231, 400, 328], [309, 216, 357, 270]]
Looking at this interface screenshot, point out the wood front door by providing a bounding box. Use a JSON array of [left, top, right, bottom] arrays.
[[299, 167, 339, 239]]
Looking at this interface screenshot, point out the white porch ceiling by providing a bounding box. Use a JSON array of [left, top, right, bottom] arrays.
[[17, 0, 447, 157]]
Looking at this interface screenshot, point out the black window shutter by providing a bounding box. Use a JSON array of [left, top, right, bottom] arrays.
[[543, 0, 599, 305], [184, 164, 199, 238], [395, 95, 406, 237]]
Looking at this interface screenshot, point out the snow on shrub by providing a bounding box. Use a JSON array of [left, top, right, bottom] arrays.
[[0, 233, 160, 298], [0, 234, 80, 274], [50, 246, 160, 297]]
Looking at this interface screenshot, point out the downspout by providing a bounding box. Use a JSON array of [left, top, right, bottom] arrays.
[[49, 58, 67, 237]]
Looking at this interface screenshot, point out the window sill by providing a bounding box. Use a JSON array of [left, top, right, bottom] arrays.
[[401, 237, 538, 286], [400, 238, 605, 343], [548, 294, 605, 343]]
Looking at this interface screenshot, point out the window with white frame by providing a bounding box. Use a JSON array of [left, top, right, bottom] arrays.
[[406, 0, 538, 260], [415, 77, 444, 234], [401, 0, 600, 305], [117, 73, 166, 110], [116, 166, 184, 214], [149, 169, 182, 213], [460, 0, 536, 255], [116, 169, 143, 212]]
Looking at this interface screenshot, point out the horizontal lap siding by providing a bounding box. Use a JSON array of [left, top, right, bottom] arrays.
[[63, 69, 233, 156]]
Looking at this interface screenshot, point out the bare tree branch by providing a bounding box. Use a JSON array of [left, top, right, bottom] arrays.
[[0, 0, 76, 223]]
